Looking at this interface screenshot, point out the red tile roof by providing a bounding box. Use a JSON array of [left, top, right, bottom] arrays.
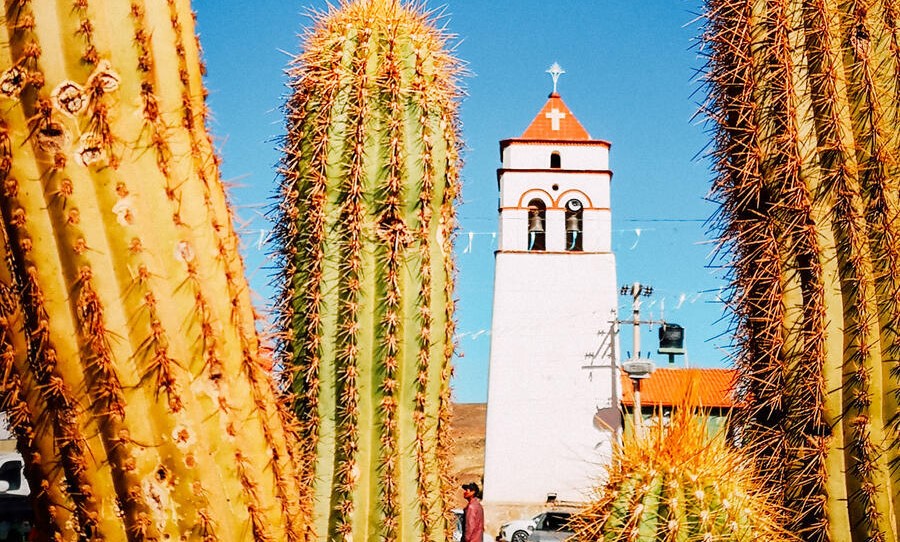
[[620, 368, 738, 409], [520, 93, 591, 140]]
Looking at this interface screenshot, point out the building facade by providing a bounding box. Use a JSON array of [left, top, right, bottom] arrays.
[[482, 87, 620, 514]]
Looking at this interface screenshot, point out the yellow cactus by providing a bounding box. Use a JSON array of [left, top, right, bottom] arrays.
[[273, 0, 464, 540], [702, 1, 900, 540], [572, 405, 797, 542], [0, 1, 303, 540]]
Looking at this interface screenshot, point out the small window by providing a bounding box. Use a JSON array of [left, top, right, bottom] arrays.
[[527, 199, 546, 251], [565, 199, 583, 252], [550, 151, 561, 169]]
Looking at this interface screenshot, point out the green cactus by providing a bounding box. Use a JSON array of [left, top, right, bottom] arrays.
[[570, 406, 796, 542], [0, 1, 304, 540], [273, 0, 463, 540], [702, 1, 900, 540]]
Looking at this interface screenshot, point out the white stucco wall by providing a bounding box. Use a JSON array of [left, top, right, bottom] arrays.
[[502, 143, 609, 171], [482, 252, 619, 504]]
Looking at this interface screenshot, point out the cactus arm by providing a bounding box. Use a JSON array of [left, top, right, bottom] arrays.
[[705, 0, 900, 539], [0, 1, 305, 539], [279, 2, 462, 540]]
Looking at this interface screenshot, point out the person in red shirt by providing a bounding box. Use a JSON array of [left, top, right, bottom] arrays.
[[461, 482, 485, 542]]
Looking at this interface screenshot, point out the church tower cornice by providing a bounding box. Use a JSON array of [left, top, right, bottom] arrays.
[[495, 167, 613, 188], [499, 138, 611, 153]]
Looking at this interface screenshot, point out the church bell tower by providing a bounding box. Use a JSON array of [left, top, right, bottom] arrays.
[[482, 65, 620, 511]]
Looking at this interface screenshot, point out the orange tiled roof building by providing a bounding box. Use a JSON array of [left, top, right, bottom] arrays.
[[620, 367, 739, 437], [620, 367, 738, 409]]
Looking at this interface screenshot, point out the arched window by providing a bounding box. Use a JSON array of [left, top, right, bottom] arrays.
[[565, 199, 583, 251], [527, 199, 546, 251], [550, 151, 561, 169]]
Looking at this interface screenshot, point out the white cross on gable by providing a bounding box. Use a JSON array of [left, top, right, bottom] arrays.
[[546, 108, 566, 131]]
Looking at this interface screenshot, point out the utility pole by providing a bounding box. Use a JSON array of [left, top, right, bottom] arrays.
[[619, 283, 656, 435]]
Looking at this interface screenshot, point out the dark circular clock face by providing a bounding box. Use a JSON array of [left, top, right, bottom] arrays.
[[565, 199, 583, 212]]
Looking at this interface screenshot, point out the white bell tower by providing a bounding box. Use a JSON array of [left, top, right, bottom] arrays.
[[482, 66, 620, 512]]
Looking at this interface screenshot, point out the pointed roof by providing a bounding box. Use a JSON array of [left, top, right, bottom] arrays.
[[520, 92, 591, 141]]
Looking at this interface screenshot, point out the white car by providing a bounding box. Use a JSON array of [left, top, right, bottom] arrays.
[[453, 509, 493, 542], [497, 511, 574, 542]]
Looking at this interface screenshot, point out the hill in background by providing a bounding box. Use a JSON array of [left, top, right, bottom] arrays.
[[450, 403, 486, 508]]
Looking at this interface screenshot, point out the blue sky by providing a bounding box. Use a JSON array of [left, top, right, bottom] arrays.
[[192, 0, 728, 403]]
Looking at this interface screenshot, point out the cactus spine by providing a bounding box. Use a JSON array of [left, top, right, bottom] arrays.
[[703, 1, 900, 540], [275, 0, 463, 540], [570, 407, 796, 542], [0, 1, 304, 540]]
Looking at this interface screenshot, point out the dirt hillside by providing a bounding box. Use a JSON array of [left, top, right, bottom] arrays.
[[450, 402, 487, 508]]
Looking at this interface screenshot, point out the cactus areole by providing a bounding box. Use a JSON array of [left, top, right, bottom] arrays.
[[703, 1, 900, 541], [274, 0, 463, 540], [0, 1, 305, 540]]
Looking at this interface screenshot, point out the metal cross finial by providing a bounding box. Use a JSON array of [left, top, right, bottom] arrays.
[[546, 62, 565, 94]]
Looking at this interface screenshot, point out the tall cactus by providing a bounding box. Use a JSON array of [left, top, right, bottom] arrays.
[[273, 0, 463, 540], [570, 407, 796, 542], [702, 1, 900, 541], [0, 1, 304, 540]]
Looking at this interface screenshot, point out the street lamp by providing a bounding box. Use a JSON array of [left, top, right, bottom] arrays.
[[620, 283, 655, 434]]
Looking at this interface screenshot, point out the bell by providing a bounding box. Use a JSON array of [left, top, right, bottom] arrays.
[[566, 213, 580, 232], [528, 213, 545, 233]]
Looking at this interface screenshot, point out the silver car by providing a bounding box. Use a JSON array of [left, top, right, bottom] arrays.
[[526, 511, 574, 542]]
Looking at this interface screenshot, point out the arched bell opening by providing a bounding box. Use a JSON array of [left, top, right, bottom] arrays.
[[550, 151, 561, 169], [527, 199, 547, 251]]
